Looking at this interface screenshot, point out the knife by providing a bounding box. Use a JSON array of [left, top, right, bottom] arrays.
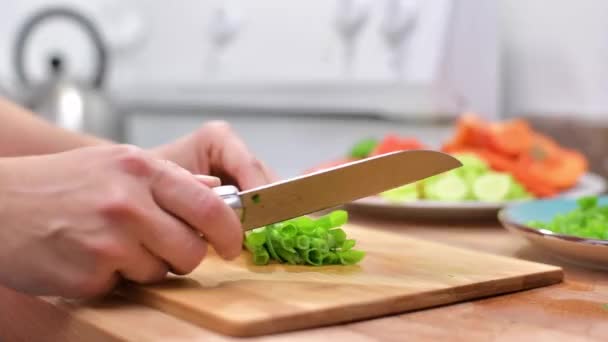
[[213, 150, 461, 231]]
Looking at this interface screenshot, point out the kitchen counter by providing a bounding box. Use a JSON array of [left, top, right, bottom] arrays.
[[2, 214, 607, 342]]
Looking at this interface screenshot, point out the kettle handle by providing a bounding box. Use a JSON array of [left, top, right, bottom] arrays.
[[13, 6, 108, 89]]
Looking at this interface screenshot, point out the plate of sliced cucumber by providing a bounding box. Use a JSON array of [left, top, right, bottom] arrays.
[[344, 154, 606, 220]]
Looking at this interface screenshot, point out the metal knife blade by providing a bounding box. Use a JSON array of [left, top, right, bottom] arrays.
[[213, 150, 461, 231]]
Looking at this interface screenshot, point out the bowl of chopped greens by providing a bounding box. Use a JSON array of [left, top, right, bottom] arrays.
[[499, 196, 608, 270]]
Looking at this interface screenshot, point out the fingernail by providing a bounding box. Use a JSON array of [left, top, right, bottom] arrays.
[[195, 174, 221, 186]]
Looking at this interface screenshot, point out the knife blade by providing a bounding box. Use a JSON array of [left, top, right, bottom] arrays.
[[213, 150, 461, 231]]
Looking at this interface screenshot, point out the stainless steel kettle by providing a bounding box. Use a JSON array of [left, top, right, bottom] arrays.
[[13, 7, 124, 142]]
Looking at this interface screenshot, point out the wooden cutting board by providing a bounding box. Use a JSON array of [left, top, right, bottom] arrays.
[[119, 224, 563, 337]]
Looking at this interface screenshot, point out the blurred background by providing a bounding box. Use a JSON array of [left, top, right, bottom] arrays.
[[0, 0, 606, 179]]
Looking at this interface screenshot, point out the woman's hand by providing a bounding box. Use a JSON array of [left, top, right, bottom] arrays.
[[152, 121, 278, 190], [0, 145, 242, 298]]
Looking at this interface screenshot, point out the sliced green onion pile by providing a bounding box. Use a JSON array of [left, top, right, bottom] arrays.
[[243, 210, 366, 266], [527, 196, 608, 240]]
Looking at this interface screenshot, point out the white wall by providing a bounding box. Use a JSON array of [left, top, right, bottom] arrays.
[[0, 0, 497, 118], [501, 0, 608, 118], [4, 1, 605, 119], [0, 0, 453, 85]]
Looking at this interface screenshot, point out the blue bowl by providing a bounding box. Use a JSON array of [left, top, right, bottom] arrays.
[[498, 196, 608, 270]]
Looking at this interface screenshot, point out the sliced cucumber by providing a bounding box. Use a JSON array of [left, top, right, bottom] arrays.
[[453, 153, 489, 186], [380, 182, 419, 203], [472, 172, 512, 202], [453, 153, 489, 173], [425, 174, 468, 201]]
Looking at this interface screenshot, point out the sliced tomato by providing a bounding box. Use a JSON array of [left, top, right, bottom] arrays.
[[371, 134, 425, 156], [486, 119, 533, 156]]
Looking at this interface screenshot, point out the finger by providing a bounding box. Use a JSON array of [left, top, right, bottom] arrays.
[[138, 209, 208, 275], [195, 174, 221, 187], [259, 160, 280, 183], [118, 244, 169, 284], [159, 160, 221, 188], [151, 161, 243, 260], [219, 137, 270, 189]]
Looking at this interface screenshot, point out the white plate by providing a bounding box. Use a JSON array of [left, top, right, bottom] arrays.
[[344, 173, 607, 220]]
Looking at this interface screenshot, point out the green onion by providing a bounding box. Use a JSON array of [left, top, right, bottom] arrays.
[[341, 239, 356, 251], [329, 228, 347, 246], [338, 250, 366, 265], [277, 248, 299, 264], [245, 231, 266, 248], [264, 226, 280, 260], [296, 235, 310, 250], [527, 196, 608, 240], [242, 210, 365, 266], [252, 249, 270, 265], [329, 210, 348, 227], [279, 236, 296, 253], [323, 252, 339, 264], [279, 223, 298, 238], [310, 238, 328, 253]]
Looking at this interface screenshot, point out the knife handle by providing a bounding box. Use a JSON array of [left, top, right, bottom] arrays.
[[212, 185, 244, 220]]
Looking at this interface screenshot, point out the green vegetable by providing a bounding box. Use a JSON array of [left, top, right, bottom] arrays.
[[296, 235, 310, 250], [329, 228, 347, 246], [454, 153, 489, 184], [349, 138, 378, 159], [341, 239, 356, 251], [578, 196, 598, 210], [380, 183, 419, 203], [244, 230, 266, 248], [337, 250, 366, 265], [527, 196, 608, 240], [472, 172, 512, 202], [264, 227, 281, 260], [252, 248, 270, 265], [315, 210, 348, 230], [425, 174, 468, 201], [243, 210, 366, 266]]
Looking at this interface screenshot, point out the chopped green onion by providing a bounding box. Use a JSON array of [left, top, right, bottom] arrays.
[[338, 250, 366, 265], [310, 238, 329, 253], [279, 236, 296, 253], [290, 217, 315, 232], [264, 226, 280, 261], [277, 248, 299, 264], [323, 252, 339, 264], [329, 228, 347, 246], [329, 210, 348, 227], [245, 231, 266, 248], [341, 239, 356, 251], [279, 223, 298, 238], [304, 248, 325, 266], [577, 196, 598, 211], [527, 196, 608, 240], [242, 210, 365, 266], [252, 249, 270, 265], [296, 235, 310, 250]]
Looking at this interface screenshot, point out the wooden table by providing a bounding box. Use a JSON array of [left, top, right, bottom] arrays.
[[2, 214, 607, 341]]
